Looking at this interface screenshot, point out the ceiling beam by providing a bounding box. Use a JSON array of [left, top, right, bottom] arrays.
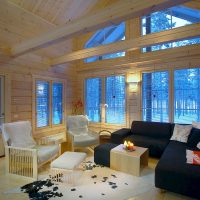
[[11, 0, 190, 56], [51, 22, 200, 65], [77, 44, 200, 72]]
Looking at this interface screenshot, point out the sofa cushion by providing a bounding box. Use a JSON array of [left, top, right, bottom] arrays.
[[192, 121, 200, 129], [186, 149, 200, 165], [155, 141, 200, 199], [170, 124, 192, 143], [131, 121, 172, 139], [125, 135, 169, 157], [187, 128, 200, 149]]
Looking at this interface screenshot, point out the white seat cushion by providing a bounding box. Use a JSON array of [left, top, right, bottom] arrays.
[[51, 152, 86, 170], [35, 145, 59, 164], [74, 134, 99, 147]]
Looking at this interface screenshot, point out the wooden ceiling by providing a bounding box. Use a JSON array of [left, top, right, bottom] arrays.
[[0, 0, 199, 74], [0, 0, 115, 73]]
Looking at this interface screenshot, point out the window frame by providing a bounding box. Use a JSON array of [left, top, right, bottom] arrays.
[[84, 74, 127, 126], [141, 69, 170, 122], [33, 76, 66, 132], [140, 66, 200, 123]]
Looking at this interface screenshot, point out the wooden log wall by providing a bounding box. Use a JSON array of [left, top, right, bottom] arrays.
[[0, 66, 77, 139]]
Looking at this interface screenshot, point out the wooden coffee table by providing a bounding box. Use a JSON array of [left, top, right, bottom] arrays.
[[110, 144, 149, 176]]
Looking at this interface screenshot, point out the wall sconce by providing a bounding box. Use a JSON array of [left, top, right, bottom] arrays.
[[127, 74, 139, 92], [128, 82, 138, 92]]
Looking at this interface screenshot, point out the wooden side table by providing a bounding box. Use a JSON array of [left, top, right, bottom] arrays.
[[110, 144, 149, 176]]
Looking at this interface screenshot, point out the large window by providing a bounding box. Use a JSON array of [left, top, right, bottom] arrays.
[[36, 79, 64, 128], [105, 76, 126, 124], [85, 75, 126, 124], [84, 22, 125, 63], [142, 71, 169, 122], [142, 6, 200, 52], [142, 67, 200, 123], [174, 68, 200, 123], [85, 78, 101, 122]]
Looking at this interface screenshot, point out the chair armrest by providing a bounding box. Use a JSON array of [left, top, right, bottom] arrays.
[[88, 130, 99, 137], [6, 146, 37, 154], [111, 128, 132, 144], [5, 146, 38, 179]]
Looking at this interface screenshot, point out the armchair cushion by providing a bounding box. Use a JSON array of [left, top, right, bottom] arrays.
[[2, 121, 36, 148], [67, 115, 99, 149], [35, 145, 59, 164], [74, 134, 99, 147]]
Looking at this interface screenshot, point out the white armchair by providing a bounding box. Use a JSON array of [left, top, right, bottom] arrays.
[[66, 115, 99, 152], [1, 121, 59, 180]]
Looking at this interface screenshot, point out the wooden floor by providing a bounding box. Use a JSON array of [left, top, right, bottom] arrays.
[[0, 155, 194, 200]]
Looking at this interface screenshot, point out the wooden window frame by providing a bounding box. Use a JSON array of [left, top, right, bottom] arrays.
[[84, 73, 127, 126], [32, 75, 66, 133]]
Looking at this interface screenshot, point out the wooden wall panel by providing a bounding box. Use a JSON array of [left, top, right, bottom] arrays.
[[0, 65, 76, 139]]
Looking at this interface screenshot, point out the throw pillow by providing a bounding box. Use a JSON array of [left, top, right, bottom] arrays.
[[192, 121, 200, 129], [186, 149, 200, 165], [170, 124, 192, 143], [187, 128, 200, 149], [197, 142, 200, 149]]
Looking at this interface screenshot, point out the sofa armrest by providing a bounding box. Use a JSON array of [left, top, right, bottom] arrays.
[[111, 128, 132, 144]]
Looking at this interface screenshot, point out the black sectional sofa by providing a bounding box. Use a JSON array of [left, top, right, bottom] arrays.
[[111, 121, 173, 157], [110, 121, 200, 199]]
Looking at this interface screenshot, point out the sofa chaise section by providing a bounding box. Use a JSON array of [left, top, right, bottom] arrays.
[[155, 141, 200, 199]]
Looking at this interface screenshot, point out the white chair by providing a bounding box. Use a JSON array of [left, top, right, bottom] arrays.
[[1, 121, 59, 180], [66, 115, 99, 152]]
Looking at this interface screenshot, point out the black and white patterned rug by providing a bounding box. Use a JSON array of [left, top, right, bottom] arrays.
[[5, 158, 155, 200]]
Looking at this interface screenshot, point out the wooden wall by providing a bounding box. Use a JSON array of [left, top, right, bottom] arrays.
[[0, 65, 77, 139]]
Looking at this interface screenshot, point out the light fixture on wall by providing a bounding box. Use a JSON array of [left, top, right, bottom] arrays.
[[127, 74, 139, 92]]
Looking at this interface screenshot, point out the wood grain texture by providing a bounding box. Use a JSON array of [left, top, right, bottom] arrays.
[[11, 0, 189, 56]]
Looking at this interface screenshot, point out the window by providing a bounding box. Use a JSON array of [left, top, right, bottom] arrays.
[[142, 6, 200, 52], [35, 79, 64, 128], [142, 71, 169, 122], [85, 78, 101, 122], [84, 22, 125, 63], [105, 76, 126, 124], [52, 82, 63, 125], [174, 68, 200, 123], [85, 75, 126, 124], [36, 80, 49, 128]]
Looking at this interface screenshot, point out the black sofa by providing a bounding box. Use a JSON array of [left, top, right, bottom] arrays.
[[111, 121, 200, 199], [155, 140, 200, 199], [111, 121, 173, 157]]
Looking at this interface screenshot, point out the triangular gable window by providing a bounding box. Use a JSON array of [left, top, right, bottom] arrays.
[[84, 22, 125, 63]]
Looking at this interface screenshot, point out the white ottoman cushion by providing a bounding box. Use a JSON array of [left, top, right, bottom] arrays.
[[51, 152, 86, 170]]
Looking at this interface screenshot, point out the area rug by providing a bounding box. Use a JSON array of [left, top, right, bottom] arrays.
[[5, 157, 155, 200]]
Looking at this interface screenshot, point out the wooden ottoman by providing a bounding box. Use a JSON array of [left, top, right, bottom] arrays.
[[50, 151, 86, 184], [110, 144, 149, 176]]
